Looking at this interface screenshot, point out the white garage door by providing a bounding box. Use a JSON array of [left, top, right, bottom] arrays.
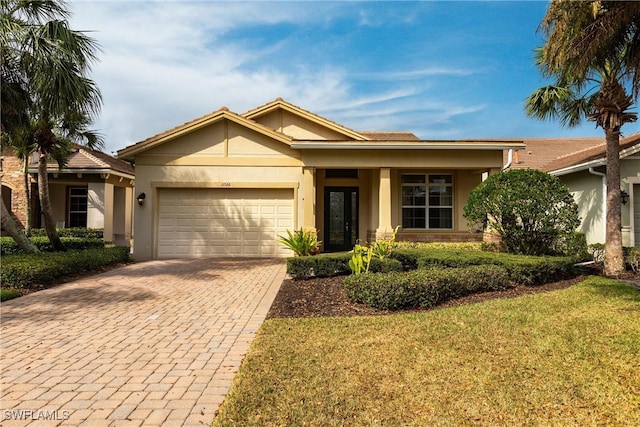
[[157, 188, 294, 258]]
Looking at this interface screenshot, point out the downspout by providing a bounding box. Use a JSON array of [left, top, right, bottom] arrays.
[[502, 149, 513, 171], [589, 167, 607, 243]]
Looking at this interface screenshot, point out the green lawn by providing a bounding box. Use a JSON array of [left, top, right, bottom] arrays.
[[214, 277, 640, 426]]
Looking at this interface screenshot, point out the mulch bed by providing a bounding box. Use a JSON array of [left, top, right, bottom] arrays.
[[267, 275, 596, 319]]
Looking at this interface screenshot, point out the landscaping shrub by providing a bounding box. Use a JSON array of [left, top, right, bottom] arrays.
[[1, 246, 130, 289], [28, 228, 104, 239], [369, 257, 403, 274], [286, 254, 352, 280], [390, 248, 577, 286], [0, 237, 105, 255], [463, 169, 580, 255], [626, 247, 640, 273], [555, 232, 589, 260], [278, 229, 320, 256], [343, 265, 511, 310], [589, 243, 605, 264]]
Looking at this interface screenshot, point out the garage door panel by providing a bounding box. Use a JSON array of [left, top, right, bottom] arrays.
[[157, 188, 294, 258]]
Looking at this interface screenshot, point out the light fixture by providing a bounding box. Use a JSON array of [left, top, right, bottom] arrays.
[[621, 189, 629, 205], [137, 192, 146, 206]]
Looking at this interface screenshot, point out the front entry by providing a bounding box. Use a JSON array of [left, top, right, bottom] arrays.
[[324, 187, 359, 252]]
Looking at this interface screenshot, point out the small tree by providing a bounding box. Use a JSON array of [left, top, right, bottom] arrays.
[[463, 169, 580, 255]]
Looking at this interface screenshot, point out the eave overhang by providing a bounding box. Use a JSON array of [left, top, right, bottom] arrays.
[[28, 167, 135, 181], [290, 140, 526, 150]]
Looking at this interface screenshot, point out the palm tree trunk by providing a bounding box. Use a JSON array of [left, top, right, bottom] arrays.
[[1, 198, 40, 253], [37, 151, 65, 251], [604, 129, 625, 276], [22, 157, 32, 236]]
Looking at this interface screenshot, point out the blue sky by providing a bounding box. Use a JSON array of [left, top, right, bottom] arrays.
[[70, 1, 640, 155]]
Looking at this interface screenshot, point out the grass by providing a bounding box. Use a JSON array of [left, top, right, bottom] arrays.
[[0, 289, 21, 301], [214, 277, 640, 426]]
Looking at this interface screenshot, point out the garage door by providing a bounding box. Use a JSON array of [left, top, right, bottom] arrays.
[[157, 188, 294, 258]]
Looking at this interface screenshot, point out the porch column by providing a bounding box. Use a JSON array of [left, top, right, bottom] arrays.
[[376, 167, 393, 239], [88, 182, 114, 242], [302, 167, 316, 233]]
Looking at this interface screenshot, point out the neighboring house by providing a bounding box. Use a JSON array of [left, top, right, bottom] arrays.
[[117, 98, 524, 260], [503, 134, 640, 246], [0, 145, 135, 245]]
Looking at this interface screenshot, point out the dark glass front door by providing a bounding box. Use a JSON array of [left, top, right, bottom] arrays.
[[324, 187, 358, 252]]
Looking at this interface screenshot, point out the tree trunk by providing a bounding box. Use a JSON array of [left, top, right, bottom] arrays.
[[37, 151, 65, 251], [604, 129, 625, 276], [1, 198, 40, 253], [22, 157, 32, 236]]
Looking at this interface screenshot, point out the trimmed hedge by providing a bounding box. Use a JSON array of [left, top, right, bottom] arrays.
[[28, 228, 104, 239], [286, 253, 403, 279], [1, 246, 130, 289], [343, 265, 512, 310], [390, 249, 576, 286], [0, 237, 105, 255]]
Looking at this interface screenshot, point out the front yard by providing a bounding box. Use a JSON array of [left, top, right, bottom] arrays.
[[214, 276, 640, 426]]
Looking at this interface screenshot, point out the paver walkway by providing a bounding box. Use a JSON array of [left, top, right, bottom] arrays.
[[0, 258, 286, 426]]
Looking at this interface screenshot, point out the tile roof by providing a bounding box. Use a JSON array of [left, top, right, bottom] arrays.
[[35, 145, 135, 176], [358, 131, 420, 141], [504, 137, 603, 171], [542, 132, 640, 173]]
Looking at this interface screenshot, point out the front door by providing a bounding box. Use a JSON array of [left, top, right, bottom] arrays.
[[324, 187, 358, 252]]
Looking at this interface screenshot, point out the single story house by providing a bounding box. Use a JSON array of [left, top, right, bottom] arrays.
[[504, 133, 640, 246], [118, 98, 524, 260], [1, 145, 135, 245]]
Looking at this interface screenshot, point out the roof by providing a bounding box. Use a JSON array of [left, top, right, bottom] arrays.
[[31, 145, 135, 177], [542, 132, 640, 174], [358, 131, 420, 141], [116, 98, 525, 158], [504, 137, 603, 171]]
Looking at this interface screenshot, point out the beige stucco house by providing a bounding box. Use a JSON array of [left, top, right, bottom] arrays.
[[118, 98, 524, 260]]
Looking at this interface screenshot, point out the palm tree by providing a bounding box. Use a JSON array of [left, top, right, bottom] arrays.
[[541, 1, 640, 96], [1, 0, 103, 251], [526, 1, 638, 276]]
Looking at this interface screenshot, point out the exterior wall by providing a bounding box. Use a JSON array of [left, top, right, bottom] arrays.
[[253, 110, 351, 140], [559, 170, 605, 244], [0, 148, 29, 226], [560, 159, 640, 246], [622, 158, 640, 246]]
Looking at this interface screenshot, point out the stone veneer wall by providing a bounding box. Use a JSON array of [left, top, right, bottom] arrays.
[[1, 149, 29, 227]]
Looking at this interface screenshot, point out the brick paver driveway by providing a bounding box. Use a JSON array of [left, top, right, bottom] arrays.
[[1, 258, 286, 426]]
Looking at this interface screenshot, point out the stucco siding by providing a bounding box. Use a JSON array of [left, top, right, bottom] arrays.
[[560, 170, 604, 244]]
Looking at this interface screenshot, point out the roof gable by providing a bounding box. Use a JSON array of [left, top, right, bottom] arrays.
[[118, 107, 292, 159], [243, 98, 370, 141]]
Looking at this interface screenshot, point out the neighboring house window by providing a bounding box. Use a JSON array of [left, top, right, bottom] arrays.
[[68, 187, 88, 228], [401, 174, 453, 229]]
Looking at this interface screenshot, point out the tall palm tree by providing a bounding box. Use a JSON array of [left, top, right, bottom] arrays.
[[1, 0, 103, 251], [541, 1, 640, 96], [526, 1, 638, 276]]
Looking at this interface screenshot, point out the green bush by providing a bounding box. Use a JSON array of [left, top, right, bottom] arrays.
[[28, 228, 103, 238], [1, 289, 21, 301], [0, 237, 105, 255], [626, 247, 640, 273], [286, 254, 352, 280], [589, 243, 605, 264], [463, 169, 580, 255], [390, 248, 577, 286], [369, 257, 404, 274], [554, 232, 589, 260], [343, 265, 512, 310], [1, 246, 130, 289]]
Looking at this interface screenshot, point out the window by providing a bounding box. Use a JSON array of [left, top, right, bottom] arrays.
[[401, 174, 453, 229], [68, 187, 88, 228]]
